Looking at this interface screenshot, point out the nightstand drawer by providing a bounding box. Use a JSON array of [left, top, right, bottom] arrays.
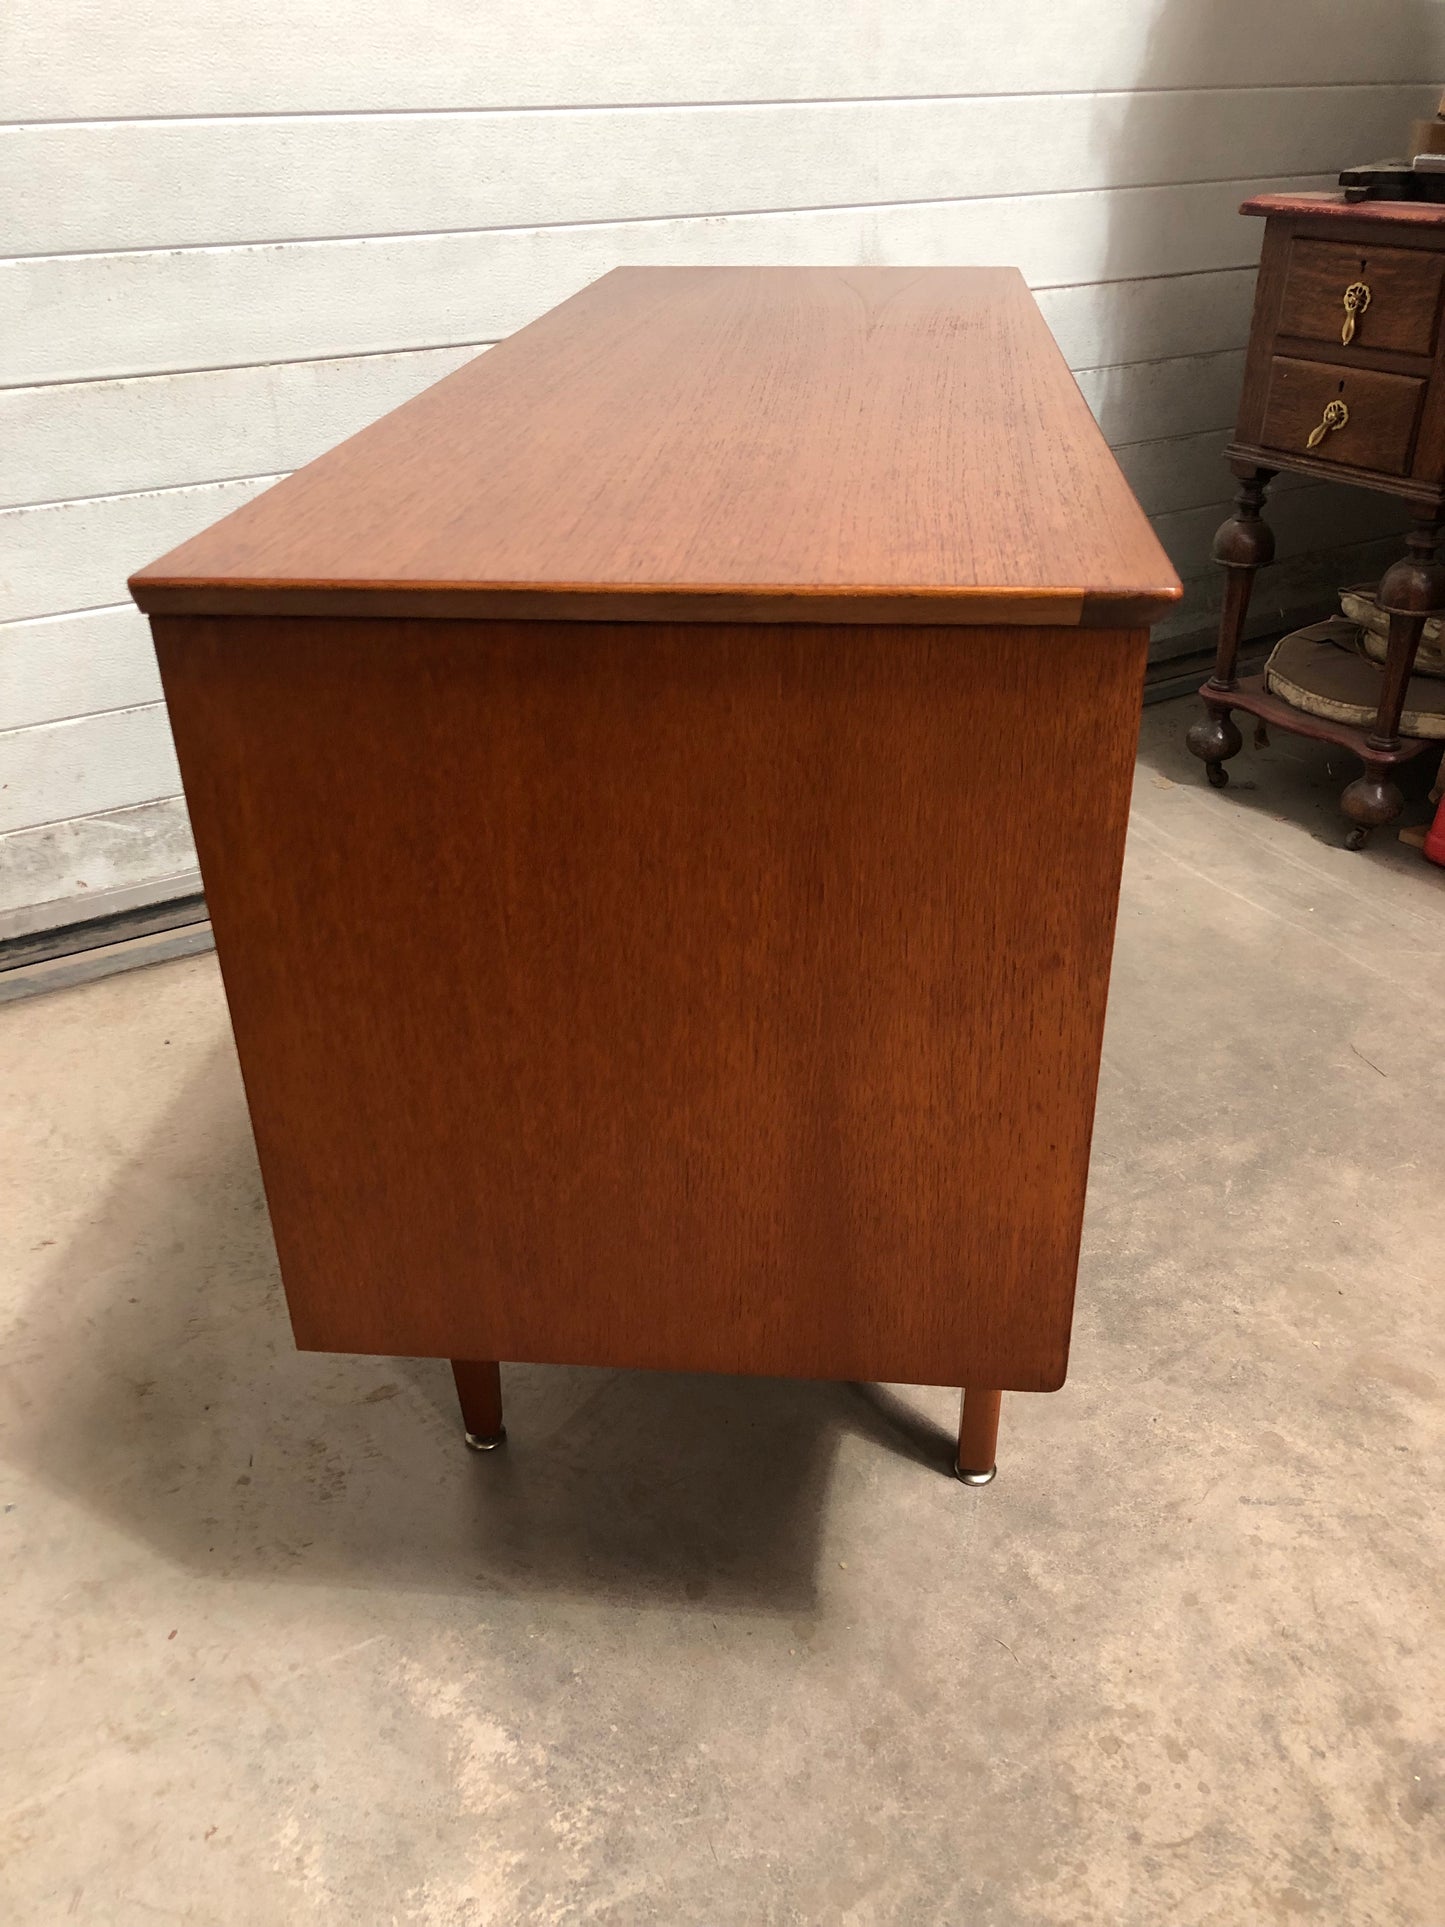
[[1278, 239, 1445, 355], [1260, 357, 1424, 475]]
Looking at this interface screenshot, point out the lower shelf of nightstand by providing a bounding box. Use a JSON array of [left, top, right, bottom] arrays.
[[1197, 672, 1438, 767]]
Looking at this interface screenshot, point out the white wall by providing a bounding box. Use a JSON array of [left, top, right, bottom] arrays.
[[3, 1, 1443, 924]]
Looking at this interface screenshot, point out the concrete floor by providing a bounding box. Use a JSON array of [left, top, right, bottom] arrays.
[[2, 695, 1442, 1925]]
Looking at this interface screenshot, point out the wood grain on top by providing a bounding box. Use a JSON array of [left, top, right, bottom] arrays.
[[130, 267, 1180, 627]]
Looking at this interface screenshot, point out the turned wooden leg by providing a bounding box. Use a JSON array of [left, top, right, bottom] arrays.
[[1186, 465, 1275, 789], [451, 1359, 506, 1450], [1190, 701, 1243, 789], [1342, 514, 1445, 849], [955, 1387, 1002, 1487], [1340, 759, 1406, 851]]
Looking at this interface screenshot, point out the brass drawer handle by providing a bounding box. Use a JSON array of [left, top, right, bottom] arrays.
[[1306, 398, 1349, 449], [1341, 280, 1371, 345]]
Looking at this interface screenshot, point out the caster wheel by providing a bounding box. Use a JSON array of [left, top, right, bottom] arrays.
[[1206, 762, 1229, 789], [1345, 826, 1370, 851]]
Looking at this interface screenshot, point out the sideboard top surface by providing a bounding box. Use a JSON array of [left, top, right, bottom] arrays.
[[130, 266, 1181, 628]]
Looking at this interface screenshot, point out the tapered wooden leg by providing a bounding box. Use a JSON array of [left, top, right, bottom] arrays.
[[451, 1359, 506, 1450], [955, 1387, 1002, 1487]]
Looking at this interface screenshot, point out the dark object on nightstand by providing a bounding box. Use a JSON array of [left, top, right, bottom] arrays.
[[1186, 194, 1445, 847], [1339, 160, 1445, 203]]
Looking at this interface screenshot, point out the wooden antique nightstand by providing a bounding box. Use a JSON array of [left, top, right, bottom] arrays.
[[1186, 194, 1445, 845]]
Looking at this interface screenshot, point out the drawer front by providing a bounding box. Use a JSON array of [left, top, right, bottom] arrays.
[[1260, 357, 1425, 475], [1278, 239, 1445, 355]]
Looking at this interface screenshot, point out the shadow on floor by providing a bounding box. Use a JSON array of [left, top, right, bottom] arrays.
[[7, 1042, 958, 1615]]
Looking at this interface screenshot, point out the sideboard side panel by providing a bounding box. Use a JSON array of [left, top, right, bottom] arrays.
[[153, 615, 1147, 1392]]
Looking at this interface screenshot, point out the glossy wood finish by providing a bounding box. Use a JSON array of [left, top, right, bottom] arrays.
[[1189, 198, 1445, 842], [1278, 239, 1445, 357], [152, 612, 1149, 1396], [129, 267, 1180, 630], [1260, 357, 1424, 477]]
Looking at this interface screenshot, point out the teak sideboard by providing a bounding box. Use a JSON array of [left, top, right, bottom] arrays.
[[130, 267, 1181, 1486]]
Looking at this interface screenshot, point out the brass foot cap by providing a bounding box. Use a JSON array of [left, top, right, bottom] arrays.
[[464, 1428, 507, 1452], [954, 1463, 996, 1487]]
